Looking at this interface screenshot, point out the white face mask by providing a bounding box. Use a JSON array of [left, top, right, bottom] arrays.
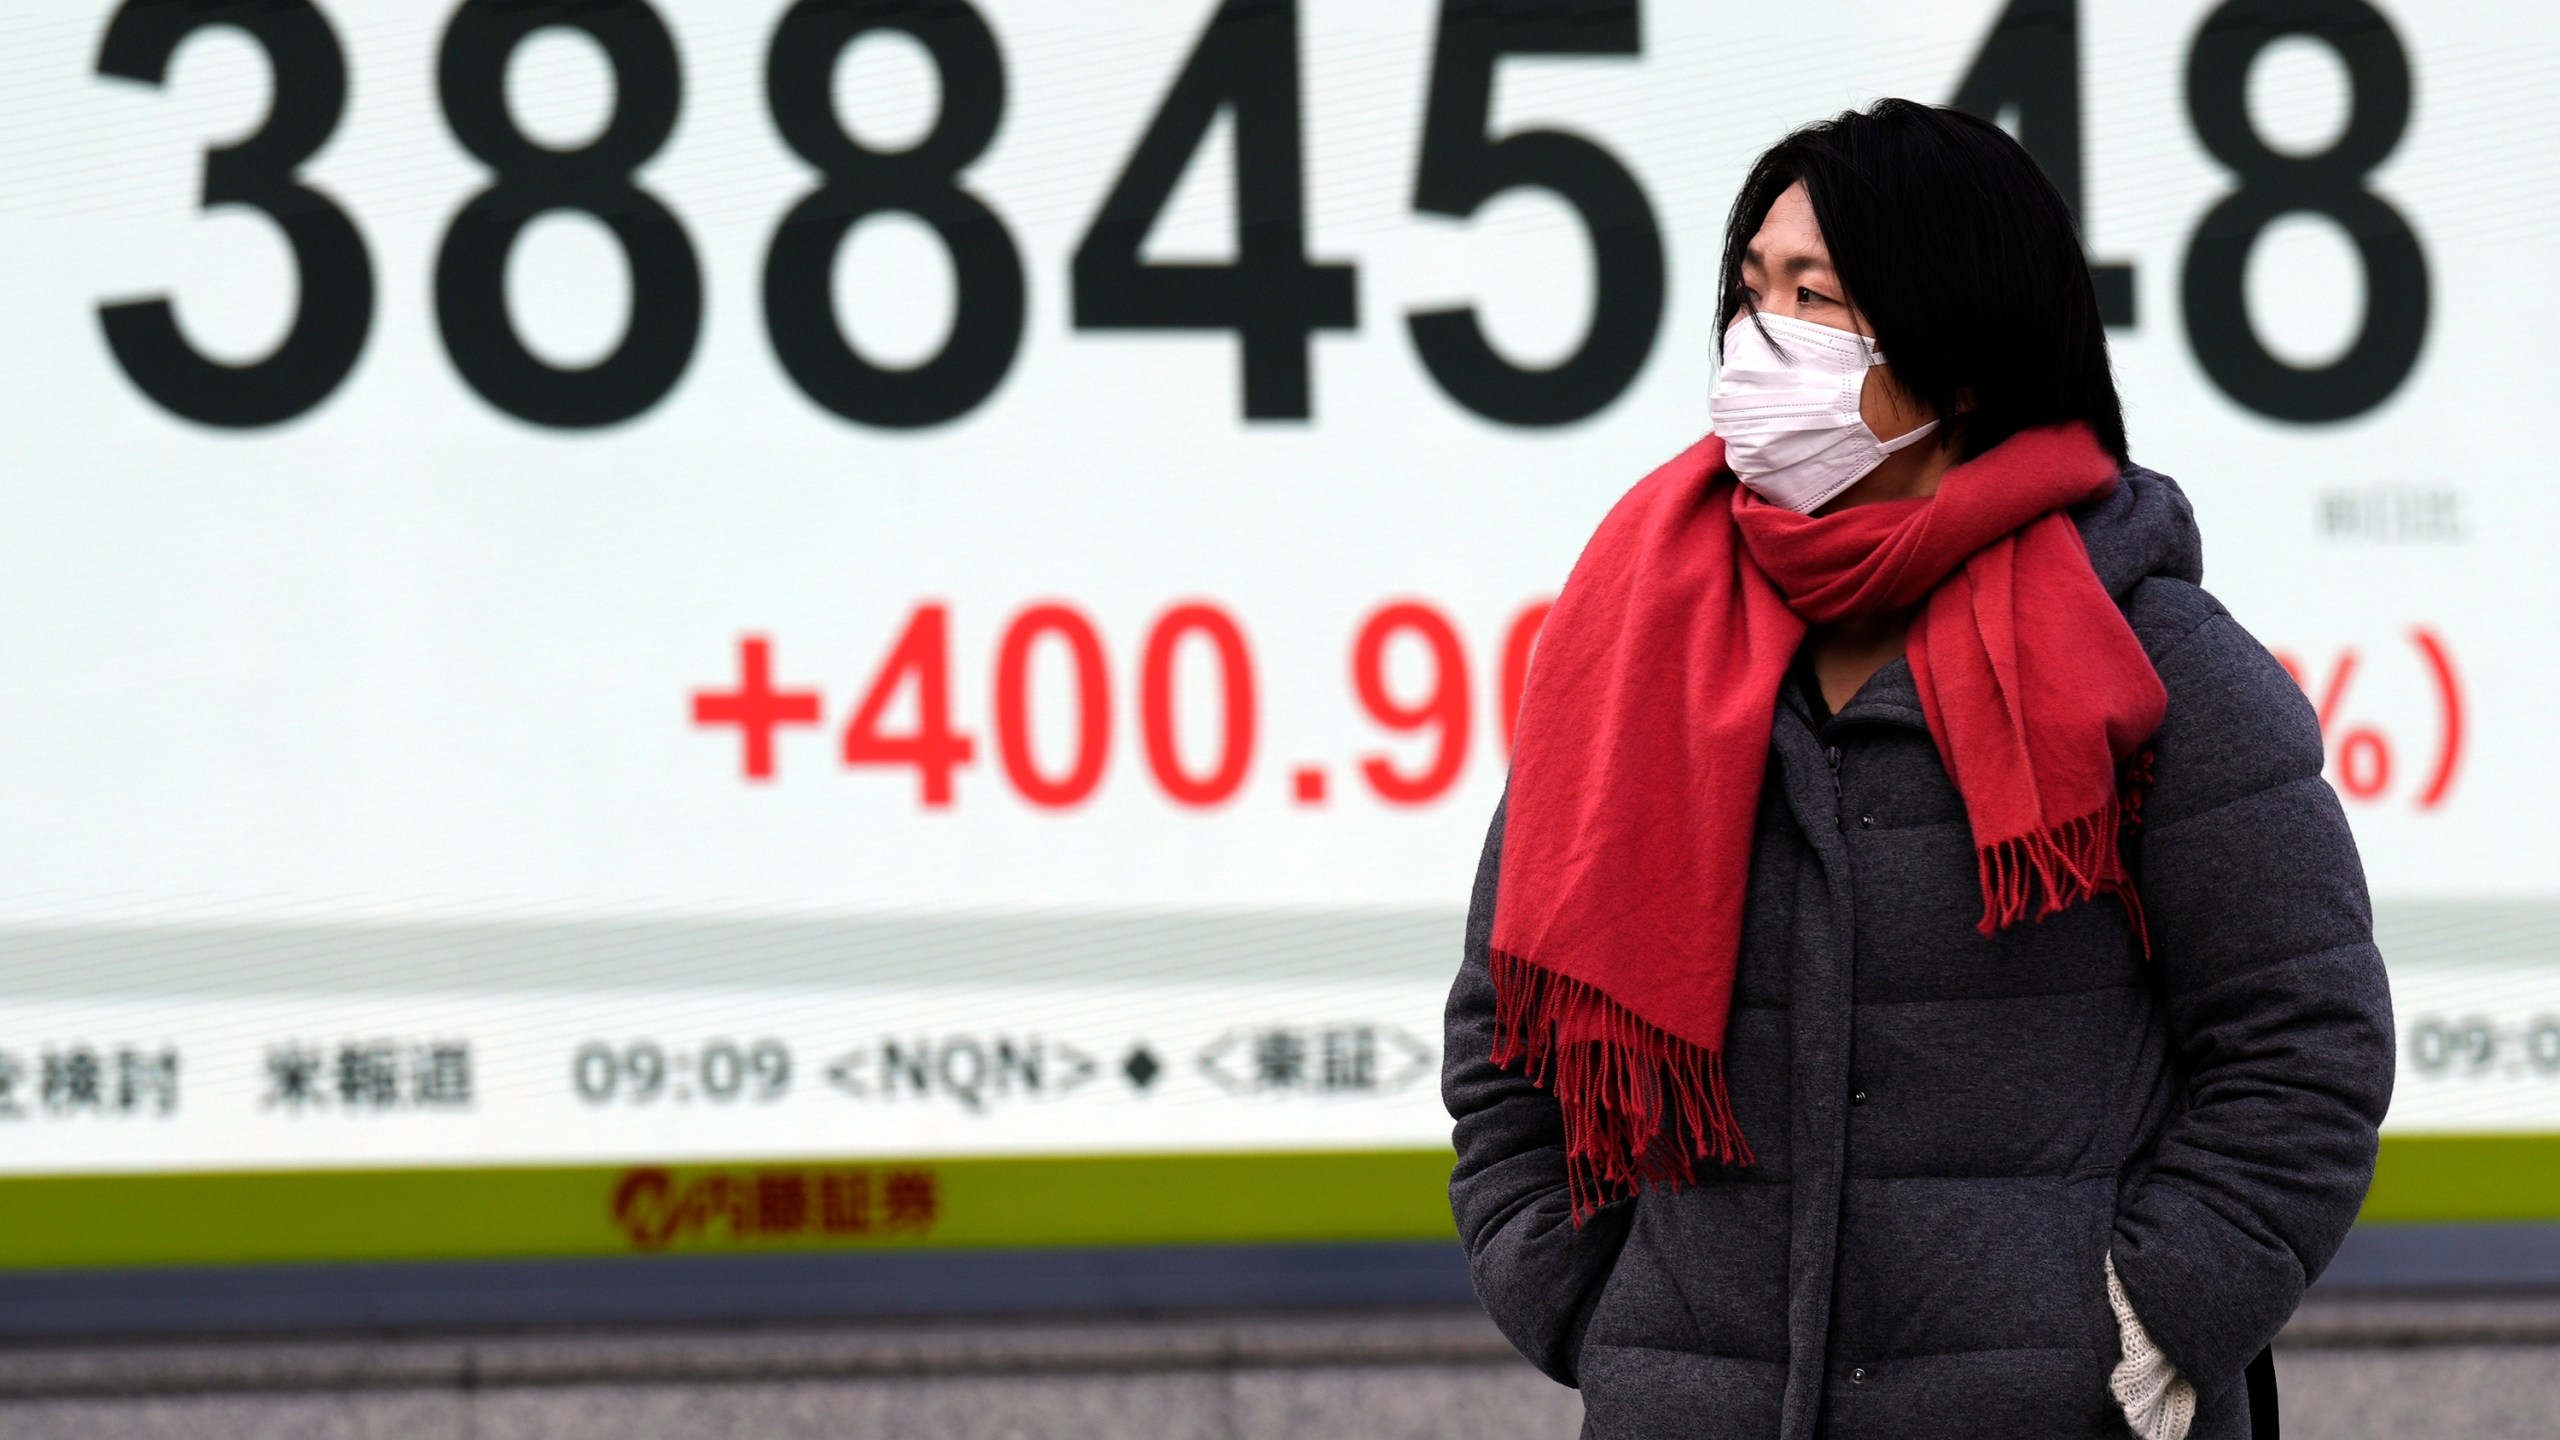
[[1709, 310, 1941, 514]]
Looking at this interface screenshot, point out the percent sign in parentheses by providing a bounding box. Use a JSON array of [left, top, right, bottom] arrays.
[[2271, 629, 2463, 811]]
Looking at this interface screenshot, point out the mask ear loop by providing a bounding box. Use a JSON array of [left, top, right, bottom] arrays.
[[1781, 413, 1943, 517], [1873, 417, 1942, 454], [1856, 340, 1940, 456]]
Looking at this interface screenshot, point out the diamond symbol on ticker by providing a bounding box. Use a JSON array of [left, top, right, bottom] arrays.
[[1123, 1045, 1162, 1093]]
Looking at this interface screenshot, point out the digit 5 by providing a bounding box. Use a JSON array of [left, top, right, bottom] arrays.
[[1408, 0, 1662, 427]]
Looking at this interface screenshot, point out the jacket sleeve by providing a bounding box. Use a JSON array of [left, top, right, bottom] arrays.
[[2111, 598, 2396, 1399], [1442, 797, 1632, 1387]]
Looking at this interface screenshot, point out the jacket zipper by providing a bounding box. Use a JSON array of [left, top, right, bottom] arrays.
[[1826, 744, 1844, 827]]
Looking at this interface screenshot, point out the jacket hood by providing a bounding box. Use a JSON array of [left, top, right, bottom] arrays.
[[2073, 462, 2204, 601]]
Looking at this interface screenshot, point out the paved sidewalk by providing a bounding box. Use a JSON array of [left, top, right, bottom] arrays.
[[0, 1310, 1578, 1440], [2276, 1292, 2560, 1440], [0, 1292, 2554, 1439]]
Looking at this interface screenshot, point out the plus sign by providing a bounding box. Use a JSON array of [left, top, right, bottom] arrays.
[[693, 637, 822, 781]]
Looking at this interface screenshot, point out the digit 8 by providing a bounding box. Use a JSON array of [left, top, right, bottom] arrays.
[[434, 0, 702, 428], [763, 0, 1024, 428], [2180, 0, 2428, 423]]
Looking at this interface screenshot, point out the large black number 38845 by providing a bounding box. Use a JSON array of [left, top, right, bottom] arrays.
[[95, 0, 2422, 433]]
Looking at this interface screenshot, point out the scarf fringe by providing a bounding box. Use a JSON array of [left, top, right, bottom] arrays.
[[1489, 949, 1753, 1223], [1974, 751, 2157, 952]]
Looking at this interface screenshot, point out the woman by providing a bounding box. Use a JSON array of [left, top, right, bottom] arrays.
[[1442, 100, 2392, 1440]]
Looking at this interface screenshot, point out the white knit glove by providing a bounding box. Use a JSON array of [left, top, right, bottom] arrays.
[[2105, 1252, 2197, 1440]]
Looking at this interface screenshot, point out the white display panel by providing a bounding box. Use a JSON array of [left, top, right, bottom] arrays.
[[0, 0, 2549, 1191]]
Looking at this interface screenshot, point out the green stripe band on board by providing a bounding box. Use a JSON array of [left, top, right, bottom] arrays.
[[0, 1135, 2549, 1271], [0, 1149, 1462, 1271], [2357, 1133, 2560, 1224]]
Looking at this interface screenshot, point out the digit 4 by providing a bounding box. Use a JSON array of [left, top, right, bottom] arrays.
[[1949, 0, 2136, 326], [1071, 0, 1357, 420], [843, 604, 976, 806]]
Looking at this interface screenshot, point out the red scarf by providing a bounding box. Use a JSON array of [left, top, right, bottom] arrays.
[[1491, 422, 2165, 1218]]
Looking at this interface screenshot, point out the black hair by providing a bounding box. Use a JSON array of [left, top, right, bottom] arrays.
[[1718, 98, 2127, 463]]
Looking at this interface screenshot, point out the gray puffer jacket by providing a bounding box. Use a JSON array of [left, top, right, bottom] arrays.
[[1443, 464, 2394, 1439]]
